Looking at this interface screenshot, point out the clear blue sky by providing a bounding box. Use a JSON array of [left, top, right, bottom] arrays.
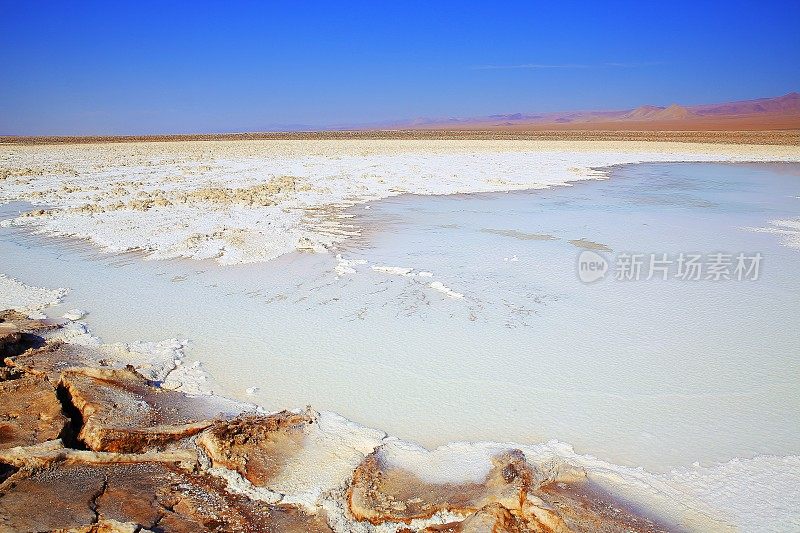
[[1, 0, 798, 135]]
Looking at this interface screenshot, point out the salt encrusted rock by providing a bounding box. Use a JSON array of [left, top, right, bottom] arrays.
[[198, 410, 316, 487], [456, 503, 528, 533], [3, 340, 97, 380], [0, 452, 332, 533], [197, 409, 385, 498], [59, 367, 229, 452], [0, 310, 59, 333], [0, 375, 67, 450], [421, 503, 528, 532], [0, 439, 197, 471], [0, 310, 57, 360], [5, 340, 175, 383], [347, 445, 671, 532], [348, 447, 537, 525], [530, 476, 674, 532], [5, 337, 209, 390], [53, 519, 154, 533]]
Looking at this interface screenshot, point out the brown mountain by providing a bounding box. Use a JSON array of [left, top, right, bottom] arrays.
[[390, 93, 800, 132], [691, 92, 800, 116], [623, 104, 695, 120]]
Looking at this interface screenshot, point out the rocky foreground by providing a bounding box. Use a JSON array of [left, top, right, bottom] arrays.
[[0, 310, 678, 533]]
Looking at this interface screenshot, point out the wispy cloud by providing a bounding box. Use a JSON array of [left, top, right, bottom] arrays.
[[470, 61, 662, 70]]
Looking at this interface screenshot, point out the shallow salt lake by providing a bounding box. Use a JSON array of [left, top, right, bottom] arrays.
[[1, 162, 799, 472]]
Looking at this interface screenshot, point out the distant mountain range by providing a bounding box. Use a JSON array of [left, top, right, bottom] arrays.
[[369, 92, 800, 131]]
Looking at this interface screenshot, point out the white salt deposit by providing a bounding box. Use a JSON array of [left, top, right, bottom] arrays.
[[371, 265, 414, 276], [334, 254, 367, 276], [2, 140, 799, 265], [270, 409, 386, 503], [749, 217, 800, 249], [428, 281, 464, 299], [0, 274, 67, 314], [62, 308, 86, 321], [378, 438, 506, 484]]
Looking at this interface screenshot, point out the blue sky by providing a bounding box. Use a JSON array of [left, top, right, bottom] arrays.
[[1, 0, 798, 134]]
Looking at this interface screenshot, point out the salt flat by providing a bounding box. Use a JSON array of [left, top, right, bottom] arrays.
[[2, 140, 799, 264], [2, 142, 800, 531]]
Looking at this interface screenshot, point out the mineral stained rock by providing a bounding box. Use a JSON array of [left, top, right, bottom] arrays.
[[421, 503, 530, 532], [348, 447, 537, 525], [53, 519, 153, 533], [5, 340, 167, 383], [0, 322, 20, 356], [197, 410, 315, 486], [0, 310, 56, 361], [197, 409, 384, 497], [0, 439, 197, 471], [348, 446, 674, 532], [459, 503, 532, 533], [59, 367, 231, 452], [0, 453, 332, 533], [0, 374, 67, 450], [422, 488, 676, 532], [3, 340, 91, 380]]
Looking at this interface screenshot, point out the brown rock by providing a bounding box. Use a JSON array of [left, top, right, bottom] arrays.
[[347, 446, 674, 532], [53, 519, 152, 532], [348, 448, 535, 525], [458, 503, 527, 533], [59, 367, 230, 452], [423, 503, 528, 532], [0, 322, 20, 356], [532, 478, 675, 532], [197, 410, 314, 486], [0, 375, 67, 450], [0, 310, 58, 365], [5, 342, 115, 382], [0, 439, 197, 470], [422, 483, 677, 533], [0, 453, 332, 533]]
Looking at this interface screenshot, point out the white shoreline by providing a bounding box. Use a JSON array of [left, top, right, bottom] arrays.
[[2, 140, 799, 265], [0, 273, 68, 317]]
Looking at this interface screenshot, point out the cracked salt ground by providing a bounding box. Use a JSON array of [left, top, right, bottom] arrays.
[[1, 163, 799, 493]]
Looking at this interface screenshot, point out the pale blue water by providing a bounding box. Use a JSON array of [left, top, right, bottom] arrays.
[[1, 162, 799, 471]]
